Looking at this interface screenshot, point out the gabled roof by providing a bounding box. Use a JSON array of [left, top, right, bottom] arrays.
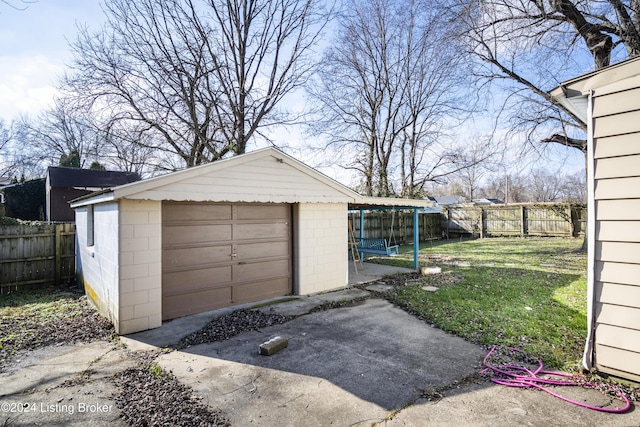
[[47, 167, 141, 189], [70, 147, 435, 209]]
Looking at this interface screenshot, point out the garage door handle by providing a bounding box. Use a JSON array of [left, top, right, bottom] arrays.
[[230, 253, 237, 257], [238, 262, 247, 265]]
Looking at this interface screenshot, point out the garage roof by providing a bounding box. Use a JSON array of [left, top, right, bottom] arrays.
[[71, 147, 434, 209]]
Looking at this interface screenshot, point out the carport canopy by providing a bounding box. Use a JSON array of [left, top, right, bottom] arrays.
[[349, 197, 435, 270]]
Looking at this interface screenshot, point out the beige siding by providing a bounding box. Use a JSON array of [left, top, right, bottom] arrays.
[[595, 302, 640, 331], [595, 324, 640, 354], [594, 345, 640, 382], [595, 176, 640, 199], [596, 221, 640, 242], [595, 282, 640, 309], [596, 241, 640, 264], [594, 154, 640, 179], [590, 69, 640, 381], [594, 133, 640, 159], [592, 86, 640, 118], [595, 200, 640, 220], [595, 260, 640, 287], [294, 203, 348, 295], [593, 110, 640, 138]]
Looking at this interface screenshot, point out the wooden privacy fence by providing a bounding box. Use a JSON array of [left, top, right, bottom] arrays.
[[0, 223, 75, 293], [348, 211, 442, 244], [442, 203, 587, 238]]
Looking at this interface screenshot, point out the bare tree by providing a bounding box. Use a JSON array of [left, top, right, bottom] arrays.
[[64, 0, 329, 170], [451, 137, 504, 201], [529, 168, 565, 202], [452, 0, 640, 153], [18, 97, 103, 170], [310, 0, 470, 197]]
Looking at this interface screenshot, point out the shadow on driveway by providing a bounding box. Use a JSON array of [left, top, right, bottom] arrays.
[[154, 299, 487, 425]]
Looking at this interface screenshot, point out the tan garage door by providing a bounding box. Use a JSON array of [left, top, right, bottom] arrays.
[[162, 202, 292, 320]]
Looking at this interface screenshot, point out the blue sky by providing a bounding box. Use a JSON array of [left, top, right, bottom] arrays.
[[0, 0, 104, 120], [0, 0, 585, 182]]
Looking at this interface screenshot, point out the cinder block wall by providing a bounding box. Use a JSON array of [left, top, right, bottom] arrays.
[[118, 199, 162, 334], [294, 203, 348, 295], [75, 202, 120, 330]]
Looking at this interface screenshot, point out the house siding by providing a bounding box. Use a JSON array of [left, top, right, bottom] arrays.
[[118, 199, 162, 334], [294, 203, 348, 295], [591, 76, 640, 381]]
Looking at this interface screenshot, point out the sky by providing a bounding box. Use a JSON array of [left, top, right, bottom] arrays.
[[0, 0, 104, 120]]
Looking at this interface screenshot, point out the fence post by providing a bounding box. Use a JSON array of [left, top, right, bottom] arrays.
[[55, 224, 62, 285], [520, 205, 526, 237], [480, 207, 485, 239]]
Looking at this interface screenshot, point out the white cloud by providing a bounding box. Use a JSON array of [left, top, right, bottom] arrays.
[[0, 54, 63, 120]]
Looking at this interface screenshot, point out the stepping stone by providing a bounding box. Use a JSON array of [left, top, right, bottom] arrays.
[[365, 284, 395, 293], [421, 266, 442, 275], [421, 286, 439, 292]]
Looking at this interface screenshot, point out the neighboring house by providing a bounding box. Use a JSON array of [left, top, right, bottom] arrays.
[[46, 167, 141, 222], [551, 56, 640, 382], [473, 198, 503, 206], [433, 195, 466, 206], [71, 147, 433, 334]]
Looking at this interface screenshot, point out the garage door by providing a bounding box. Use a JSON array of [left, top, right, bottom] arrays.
[[162, 202, 292, 320]]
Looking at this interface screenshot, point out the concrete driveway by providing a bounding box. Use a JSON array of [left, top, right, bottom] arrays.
[[124, 285, 639, 427], [2, 262, 637, 426]]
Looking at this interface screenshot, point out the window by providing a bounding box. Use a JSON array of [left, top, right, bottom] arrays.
[[87, 205, 95, 247]]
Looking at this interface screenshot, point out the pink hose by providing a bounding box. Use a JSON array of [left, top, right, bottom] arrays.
[[481, 345, 631, 413]]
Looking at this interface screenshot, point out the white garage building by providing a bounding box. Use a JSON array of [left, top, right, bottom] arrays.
[[72, 148, 432, 334]]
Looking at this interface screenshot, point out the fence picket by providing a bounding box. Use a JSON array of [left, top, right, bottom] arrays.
[[0, 223, 75, 293]]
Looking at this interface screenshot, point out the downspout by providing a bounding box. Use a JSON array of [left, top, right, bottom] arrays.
[[583, 89, 596, 372]]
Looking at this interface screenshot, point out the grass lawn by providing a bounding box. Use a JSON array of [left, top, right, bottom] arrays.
[[371, 237, 587, 370], [0, 288, 114, 371]]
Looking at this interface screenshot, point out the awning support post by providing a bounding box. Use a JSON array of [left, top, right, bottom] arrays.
[[413, 208, 419, 270]]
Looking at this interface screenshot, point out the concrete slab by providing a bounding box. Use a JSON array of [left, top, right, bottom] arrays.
[[386, 381, 639, 427], [156, 299, 487, 426], [349, 261, 416, 285], [0, 341, 132, 426]]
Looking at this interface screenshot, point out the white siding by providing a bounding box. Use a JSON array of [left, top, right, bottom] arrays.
[[120, 150, 356, 204], [294, 203, 348, 295], [75, 202, 120, 330], [591, 72, 640, 380], [118, 199, 162, 334]]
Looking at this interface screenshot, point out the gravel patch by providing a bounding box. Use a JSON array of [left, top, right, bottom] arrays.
[[173, 308, 296, 349]]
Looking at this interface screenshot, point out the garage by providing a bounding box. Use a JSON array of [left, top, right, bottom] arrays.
[[162, 202, 292, 320], [72, 147, 432, 335]]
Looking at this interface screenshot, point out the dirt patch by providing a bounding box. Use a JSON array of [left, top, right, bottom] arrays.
[[0, 291, 115, 373]]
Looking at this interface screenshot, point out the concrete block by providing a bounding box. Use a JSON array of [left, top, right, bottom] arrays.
[[421, 266, 442, 275], [259, 336, 288, 356]]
